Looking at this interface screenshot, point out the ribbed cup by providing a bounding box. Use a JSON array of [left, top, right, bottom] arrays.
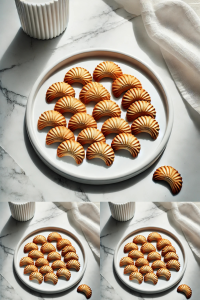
[[9, 202, 35, 221], [15, 0, 69, 39], [108, 202, 135, 221]]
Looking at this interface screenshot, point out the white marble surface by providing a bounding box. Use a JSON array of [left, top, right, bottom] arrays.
[[100, 202, 200, 299], [0, 0, 200, 201], [0, 202, 100, 299]]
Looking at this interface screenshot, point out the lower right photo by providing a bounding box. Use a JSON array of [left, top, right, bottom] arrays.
[[100, 202, 200, 300]]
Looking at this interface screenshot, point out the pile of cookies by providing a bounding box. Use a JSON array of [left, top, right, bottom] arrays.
[[38, 61, 160, 166]]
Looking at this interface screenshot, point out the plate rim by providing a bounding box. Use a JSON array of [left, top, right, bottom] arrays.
[[13, 226, 88, 294], [113, 226, 187, 294], [26, 48, 174, 184]]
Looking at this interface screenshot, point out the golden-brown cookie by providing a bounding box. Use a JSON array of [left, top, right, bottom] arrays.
[[64, 252, 79, 262], [46, 126, 75, 145], [35, 258, 49, 267], [129, 272, 143, 284], [77, 128, 106, 145], [166, 260, 180, 271], [38, 110, 66, 130], [24, 265, 38, 274], [61, 245, 76, 256], [51, 260, 66, 270], [124, 243, 138, 253], [44, 273, 58, 285], [93, 61, 123, 82], [144, 272, 158, 285], [161, 245, 176, 256], [147, 232, 162, 243], [41, 243, 56, 254], [66, 260, 80, 271], [33, 235, 47, 245], [101, 117, 131, 136], [119, 257, 134, 267], [156, 268, 171, 280], [124, 265, 138, 274], [111, 133, 141, 158], [64, 67, 92, 85], [47, 251, 61, 262], [57, 239, 72, 251], [153, 166, 183, 195], [56, 268, 71, 280], [57, 140, 85, 165], [126, 101, 156, 122], [128, 250, 144, 259], [112, 74, 142, 97], [47, 232, 62, 243], [86, 142, 115, 166], [84, 85, 110, 104], [29, 272, 43, 284], [92, 100, 121, 120], [157, 239, 172, 251], [140, 243, 156, 254], [164, 252, 179, 263], [24, 243, 38, 253], [46, 82, 75, 103], [68, 113, 97, 131], [147, 251, 161, 262], [177, 284, 192, 299], [151, 260, 166, 270], [39, 265, 54, 275], [77, 284, 92, 299], [54, 96, 86, 114], [133, 235, 147, 245], [79, 82, 104, 102], [135, 258, 149, 267], [28, 250, 44, 259], [139, 265, 154, 275], [122, 88, 151, 109], [131, 116, 160, 140]]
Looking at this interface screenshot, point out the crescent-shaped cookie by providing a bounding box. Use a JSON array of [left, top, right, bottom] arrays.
[[51, 260, 66, 270], [79, 82, 104, 102], [124, 265, 138, 274], [151, 260, 166, 270], [61, 245, 76, 256], [93, 61, 123, 82], [101, 117, 131, 136], [46, 126, 75, 145], [38, 110, 66, 130], [47, 232, 62, 243], [46, 82, 75, 103], [124, 243, 138, 253], [111, 133, 141, 158], [126, 101, 156, 122], [129, 271, 143, 284], [128, 250, 144, 259], [153, 166, 183, 195], [177, 284, 192, 299], [112, 74, 142, 97], [41, 243, 56, 254], [33, 235, 47, 245], [147, 232, 162, 243], [24, 265, 38, 274], [92, 100, 121, 120], [28, 250, 44, 259], [84, 85, 111, 104], [133, 235, 147, 245], [57, 140, 85, 165], [56, 268, 71, 280], [39, 265, 54, 275], [64, 67, 92, 85], [119, 257, 134, 267], [35, 258, 49, 267], [64, 252, 79, 262], [57, 239, 72, 251], [54, 96, 86, 114], [144, 272, 158, 285], [157, 239, 172, 251], [77, 284, 92, 299], [44, 272, 58, 285], [140, 243, 156, 254], [156, 268, 171, 281], [166, 260, 180, 271], [77, 128, 106, 145], [131, 116, 160, 140], [135, 258, 149, 267], [164, 252, 179, 263], [86, 142, 115, 166], [24, 243, 38, 253], [47, 251, 61, 262], [139, 265, 154, 275], [29, 272, 43, 284], [147, 251, 161, 262], [161, 245, 176, 256], [122, 88, 151, 109], [68, 113, 97, 131], [66, 260, 80, 271]]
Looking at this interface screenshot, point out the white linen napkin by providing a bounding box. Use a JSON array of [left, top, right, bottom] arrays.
[[114, 0, 200, 114], [160, 202, 200, 258], [58, 202, 100, 258]]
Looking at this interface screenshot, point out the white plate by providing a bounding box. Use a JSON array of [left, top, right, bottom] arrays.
[[114, 226, 187, 294], [14, 226, 87, 294], [26, 49, 173, 184]]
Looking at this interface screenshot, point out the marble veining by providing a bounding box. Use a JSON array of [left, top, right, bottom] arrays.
[[0, 274, 23, 300]]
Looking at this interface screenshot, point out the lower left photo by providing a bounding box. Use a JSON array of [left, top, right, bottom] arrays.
[[0, 202, 100, 300]]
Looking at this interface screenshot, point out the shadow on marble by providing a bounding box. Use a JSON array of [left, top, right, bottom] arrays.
[[182, 97, 200, 133]]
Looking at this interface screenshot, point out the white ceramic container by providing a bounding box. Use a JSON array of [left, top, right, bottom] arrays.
[[9, 202, 35, 221], [108, 202, 135, 221], [15, 0, 69, 39]]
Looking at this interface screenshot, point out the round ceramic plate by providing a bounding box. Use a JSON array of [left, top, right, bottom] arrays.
[[114, 226, 187, 294], [14, 226, 87, 294], [26, 49, 173, 184]]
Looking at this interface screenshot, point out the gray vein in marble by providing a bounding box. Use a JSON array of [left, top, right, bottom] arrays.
[[0, 80, 27, 108], [100, 243, 114, 256], [0, 274, 23, 300], [0, 242, 14, 256], [75, 187, 91, 202], [101, 274, 122, 300]]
